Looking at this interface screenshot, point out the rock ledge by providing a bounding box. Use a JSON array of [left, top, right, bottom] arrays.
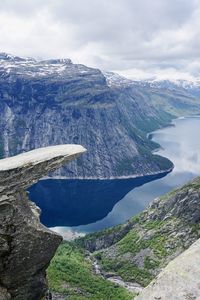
[[0, 145, 86, 300]]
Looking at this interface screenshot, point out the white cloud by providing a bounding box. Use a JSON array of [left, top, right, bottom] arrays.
[[0, 0, 200, 79]]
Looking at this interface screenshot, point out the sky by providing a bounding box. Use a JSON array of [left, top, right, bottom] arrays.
[[0, 0, 200, 80]]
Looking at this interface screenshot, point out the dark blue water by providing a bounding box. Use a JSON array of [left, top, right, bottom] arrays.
[[29, 117, 200, 238], [29, 172, 168, 227]]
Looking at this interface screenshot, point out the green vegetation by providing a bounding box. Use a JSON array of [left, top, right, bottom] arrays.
[[160, 177, 200, 202], [151, 154, 173, 170], [182, 177, 200, 191], [134, 114, 172, 133], [144, 256, 160, 270], [191, 223, 200, 235], [137, 142, 173, 171], [143, 220, 164, 230], [98, 256, 153, 286], [48, 242, 133, 300], [117, 229, 168, 258], [116, 157, 136, 173], [93, 220, 170, 286], [115, 152, 173, 175], [159, 188, 179, 201], [94, 217, 176, 286], [117, 113, 174, 173], [149, 92, 200, 117], [48, 176, 200, 297], [76, 223, 124, 249], [117, 230, 141, 255]]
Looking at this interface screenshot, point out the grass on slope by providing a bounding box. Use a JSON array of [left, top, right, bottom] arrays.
[[94, 219, 169, 287], [47, 242, 134, 300], [89, 173, 200, 286]]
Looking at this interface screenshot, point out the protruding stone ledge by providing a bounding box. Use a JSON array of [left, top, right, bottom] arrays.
[[0, 145, 86, 300], [0, 144, 86, 193]]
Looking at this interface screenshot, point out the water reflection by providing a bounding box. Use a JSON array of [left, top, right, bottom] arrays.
[[29, 117, 200, 236], [29, 172, 167, 228]]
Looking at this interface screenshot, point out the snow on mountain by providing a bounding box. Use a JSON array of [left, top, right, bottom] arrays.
[[1, 52, 199, 91], [0, 52, 99, 79], [103, 70, 200, 93], [103, 71, 135, 87]]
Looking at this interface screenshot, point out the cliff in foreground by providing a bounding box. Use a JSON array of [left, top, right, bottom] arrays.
[[136, 238, 200, 300], [0, 145, 86, 300]]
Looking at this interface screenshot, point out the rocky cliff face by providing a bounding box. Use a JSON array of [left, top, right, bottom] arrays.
[[78, 176, 200, 287], [136, 238, 200, 300], [0, 144, 86, 300], [3, 53, 200, 178], [105, 72, 200, 118]]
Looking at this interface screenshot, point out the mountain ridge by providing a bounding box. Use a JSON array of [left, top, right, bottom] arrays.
[[0, 52, 200, 179]]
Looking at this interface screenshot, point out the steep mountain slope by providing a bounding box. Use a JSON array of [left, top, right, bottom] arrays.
[[77, 176, 200, 287], [1, 53, 199, 178], [136, 238, 200, 300], [105, 72, 200, 118]]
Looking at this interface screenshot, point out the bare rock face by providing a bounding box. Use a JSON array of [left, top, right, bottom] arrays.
[[136, 238, 200, 300], [0, 145, 86, 300], [0, 52, 177, 179]]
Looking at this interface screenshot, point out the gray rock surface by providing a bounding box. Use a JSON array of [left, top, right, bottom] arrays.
[[0, 52, 187, 179], [78, 177, 200, 289], [0, 145, 86, 300], [136, 238, 200, 300], [79, 178, 200, 254]]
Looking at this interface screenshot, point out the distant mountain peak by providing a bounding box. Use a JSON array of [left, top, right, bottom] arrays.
[[103, 70, 200, 92], [40, 58, 72, 65], [0, 52, 26, 62], [0, 52, 72, 64], [0, 52, 97, 79], [103, 71, 136, 87]]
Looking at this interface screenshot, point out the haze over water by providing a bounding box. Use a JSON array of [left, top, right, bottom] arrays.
[[29, 117, 200, 238]]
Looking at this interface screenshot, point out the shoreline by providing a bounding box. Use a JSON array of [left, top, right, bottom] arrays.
[[48, 115, 200, 238], [42, 117, 187, 182], [41, 116, 200, 183], [41, 166, 173, 181]]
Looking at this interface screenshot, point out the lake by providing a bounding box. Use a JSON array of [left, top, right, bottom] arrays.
[[29, 117, 200, 238]]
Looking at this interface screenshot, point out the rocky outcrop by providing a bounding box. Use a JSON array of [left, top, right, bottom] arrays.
[[78, 177, 200, 287], [0, 145, 86, 300], [79, 177, 200, 252], [136, 238, 200, 300]]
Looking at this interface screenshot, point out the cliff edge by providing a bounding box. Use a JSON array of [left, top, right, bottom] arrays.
[[136, 238, 200, 300], [0, 145, 86, 300]]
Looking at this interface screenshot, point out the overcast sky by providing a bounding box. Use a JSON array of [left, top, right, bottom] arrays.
[[0, 0, 200, 80]]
